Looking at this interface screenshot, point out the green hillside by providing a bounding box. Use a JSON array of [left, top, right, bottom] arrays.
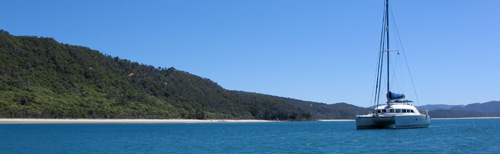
[[0, 30, 367, 120]]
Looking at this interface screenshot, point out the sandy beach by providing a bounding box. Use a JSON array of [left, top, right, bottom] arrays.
[[432, 117, 500, 120], [318, 119, 354, 122], [2, 117, 498, 124], [0, 118, 273, 124]]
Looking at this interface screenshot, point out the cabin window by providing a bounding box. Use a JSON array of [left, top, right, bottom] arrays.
[[377, 110, 381, 113], [396, 109, 401, 113], [410, 110, 415, 113], [389, 109, 394, 113], [402, 109, 407, 113], [382, 109, 386, 113]]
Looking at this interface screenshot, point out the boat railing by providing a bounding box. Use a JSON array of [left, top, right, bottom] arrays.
[[421, 110, 429, 116]]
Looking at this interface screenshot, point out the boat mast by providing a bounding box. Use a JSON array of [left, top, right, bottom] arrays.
[[385, 0, 390, 102]]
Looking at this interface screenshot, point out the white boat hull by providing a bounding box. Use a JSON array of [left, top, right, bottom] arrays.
[[356, 114, 430, 129]]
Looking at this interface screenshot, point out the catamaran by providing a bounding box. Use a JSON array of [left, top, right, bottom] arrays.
[[355, 0, 430, 129]]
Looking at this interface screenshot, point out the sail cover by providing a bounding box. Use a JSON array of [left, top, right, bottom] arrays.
[[388, 91, 405, 100]]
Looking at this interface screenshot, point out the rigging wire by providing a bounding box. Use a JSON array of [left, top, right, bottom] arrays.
[[388, 7, 406, 96], [390, 8, 421, 106], [372, 0, 421, 108]]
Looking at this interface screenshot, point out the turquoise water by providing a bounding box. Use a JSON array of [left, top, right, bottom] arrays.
[[1, 119, 499, 153]]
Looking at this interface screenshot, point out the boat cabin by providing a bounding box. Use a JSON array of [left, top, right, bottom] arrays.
[[374, 104, 421, 115], [376, 108, 415, 113]]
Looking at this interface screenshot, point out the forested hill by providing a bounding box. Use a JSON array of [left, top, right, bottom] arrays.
[[0, 30, 368, 120]]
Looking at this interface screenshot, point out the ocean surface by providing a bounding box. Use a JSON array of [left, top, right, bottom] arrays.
[[1, 118, 499, 153]]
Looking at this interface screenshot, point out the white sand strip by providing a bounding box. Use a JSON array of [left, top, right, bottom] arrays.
[[318, 119, 354, 121], [432, 117, 500, 120], [0, 119, 273, 124]]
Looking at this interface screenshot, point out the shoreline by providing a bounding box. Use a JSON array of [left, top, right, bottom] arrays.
[[318, 119, 354, 122], [1, 117, 499, 124], [0, 118, 354, 124], [432, 117, 500, 120], [0, 118, 274, 124]]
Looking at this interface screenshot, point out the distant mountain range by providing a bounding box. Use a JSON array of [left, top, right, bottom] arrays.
[[418, 104, 457, 111], [419, 101, 500, 118]]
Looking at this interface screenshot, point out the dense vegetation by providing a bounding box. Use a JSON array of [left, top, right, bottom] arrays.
[[0, 30, 368, 120]]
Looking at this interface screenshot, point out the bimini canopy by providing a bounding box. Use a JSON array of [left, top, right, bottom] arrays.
[[387, 91, 405, 100]]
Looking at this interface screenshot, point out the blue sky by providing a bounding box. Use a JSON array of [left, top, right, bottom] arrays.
[[1, 0, 499, 107]]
